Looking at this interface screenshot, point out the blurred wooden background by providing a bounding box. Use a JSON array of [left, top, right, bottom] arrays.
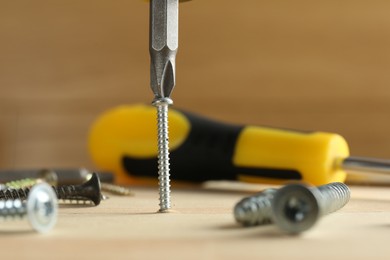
[[1, 0, 390, 170]]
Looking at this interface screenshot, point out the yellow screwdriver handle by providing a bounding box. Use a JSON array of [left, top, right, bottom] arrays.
[[88, 104, 349, 185], [234, 126, 349, 185]]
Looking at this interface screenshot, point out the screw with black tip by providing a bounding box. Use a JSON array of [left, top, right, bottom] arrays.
[[271, 182, 350, 234], [0, 172, 102, 206]]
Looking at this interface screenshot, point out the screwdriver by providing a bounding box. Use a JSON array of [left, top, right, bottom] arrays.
[[88, 104, 390, 186]]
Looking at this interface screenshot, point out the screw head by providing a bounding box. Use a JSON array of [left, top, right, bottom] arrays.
[[27, 183, 58, 233], [152, 97, 173, 106], [272, 183, 321, 234]]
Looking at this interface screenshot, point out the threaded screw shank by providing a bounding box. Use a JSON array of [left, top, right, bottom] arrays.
[[234, 188, 277, 226], [317, 182, 350, 215], [0, 200, 27, 219], [153, 98, 172, 212]]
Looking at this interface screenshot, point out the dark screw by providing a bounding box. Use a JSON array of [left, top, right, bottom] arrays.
[[0, 173, 102, 206]]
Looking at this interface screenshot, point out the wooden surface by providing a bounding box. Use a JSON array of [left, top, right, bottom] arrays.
[[1, 1, 390, 259], [1, 183, 390, 259]]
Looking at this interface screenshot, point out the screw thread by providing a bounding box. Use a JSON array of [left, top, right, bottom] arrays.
[[100, 183, 133, 196], [0, 199, 27, 219], [317, 182, 350, 215], [155, 102, 171, 211], [0, 188, 30, 201], [53, 186, 77, 199], [52, 173, 101, 205], [5, 178, 40, 189], [234, 188, 277, 226]]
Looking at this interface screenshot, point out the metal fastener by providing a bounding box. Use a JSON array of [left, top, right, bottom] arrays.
[[4, 169, 58, 189], [100, 183, 133, 196], [153, 97, 173, 212], [85, 173, 133, 196], [0, 183, 58, 233], [234, 188, 277, 226], [0, 173, 102, 206], [271, 182, 350, 234]]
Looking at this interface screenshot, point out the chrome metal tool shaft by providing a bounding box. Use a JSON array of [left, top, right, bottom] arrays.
[[342, 156, 390, 185], [150, 0, 178, 101], [149, 0, 179, 212]]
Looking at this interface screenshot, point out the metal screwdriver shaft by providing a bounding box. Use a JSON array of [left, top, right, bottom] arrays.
[[149, 0, 179, 212]]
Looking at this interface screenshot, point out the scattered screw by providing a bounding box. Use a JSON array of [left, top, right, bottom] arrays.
[[0, 173, 102, 206], [85, 173, 133, 196], [100, 183, 133, 196], [0, 183, 58, 233], [4, 178, 41, 190], [271, 182, 350, 234], [233, 182, 351, 234], [54, 172, 102, 205], [234, 188, 277, 226], [4, 169, 58, 190]]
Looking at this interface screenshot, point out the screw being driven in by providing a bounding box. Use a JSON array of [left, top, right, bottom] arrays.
[[271, 182, 350, 234], [153, 98, 173, 211], [149, 0, 179, 212], [0, 183, 58, 233]]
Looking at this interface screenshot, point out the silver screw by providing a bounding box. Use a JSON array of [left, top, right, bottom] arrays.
[[234, 188, 277, 226], [271, 182, 350, 234], [153, 97, 173, 212], [0, 183, 58, 233]]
